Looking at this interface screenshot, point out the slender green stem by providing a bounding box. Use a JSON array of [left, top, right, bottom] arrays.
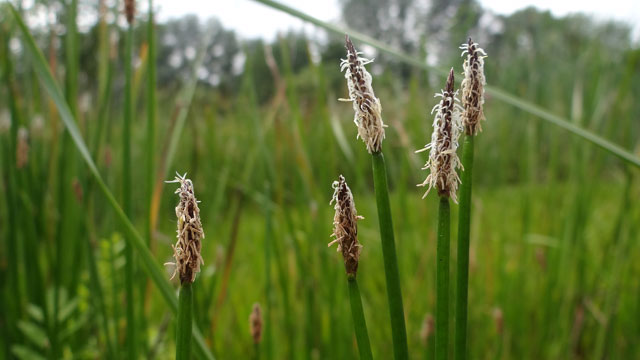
[[10, 8, 214, 358], [177, 282, 193, 360], [436, 197, 451, 360], [347, 275, 373, 360], [455, 135, 474, 360], [123, 23, 137, 360], [371, 151, 409, 360]]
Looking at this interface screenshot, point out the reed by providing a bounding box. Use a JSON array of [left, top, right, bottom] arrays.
[[455, 38, 487, 360], [166, 173, 205, 360], [417, 69, 463, 360], [329, 175, 373, 360], [341, 35, 408, 359]]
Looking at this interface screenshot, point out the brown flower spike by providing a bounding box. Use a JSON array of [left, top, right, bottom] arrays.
[[460, 38, 487, 135], [416, 69, 463, 202], [124, 0, 135, 25], [166, 173, 204, 284], [329, 175, 364, 276], [340, 35, 386, 154], [249, 303, 263, 345]]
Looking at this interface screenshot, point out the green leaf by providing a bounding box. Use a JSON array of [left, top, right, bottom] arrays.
[[11, 345, 47, 360], [17, 321, 49, 350], [26, 304, 45, 323], [8, 5, 214, 360]]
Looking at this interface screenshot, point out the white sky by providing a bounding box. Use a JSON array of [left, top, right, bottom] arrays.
[[154, 0, 640, 41]]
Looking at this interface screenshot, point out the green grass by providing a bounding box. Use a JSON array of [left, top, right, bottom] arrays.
[[2, 1, 640, 360]]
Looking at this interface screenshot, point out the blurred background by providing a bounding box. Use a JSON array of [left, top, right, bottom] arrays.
[[1, 0, 639, 359]]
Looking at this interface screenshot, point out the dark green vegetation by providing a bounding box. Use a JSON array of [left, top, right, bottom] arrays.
[[1, 0, 639, 359]]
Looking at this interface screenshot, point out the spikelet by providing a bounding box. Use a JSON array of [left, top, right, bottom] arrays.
[[460, 38, 487, 135], [329, 175, 364, 276], [124, 0, 135, 25], [340, 35, 386, 154], [416, 69, 463, 202], [0, 110, 10, 134], [165, 173, 204, 284], [16, 127, 29, 169], [419, 313, 434, 345], [249, 303, 263, 345]]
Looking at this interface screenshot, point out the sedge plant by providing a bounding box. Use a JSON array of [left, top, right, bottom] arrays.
[[123, 1, 137, 358], [340, 35, 409, 360], [417, 69, 464, 360], [166, 173, 205, 360], [249, 303, 263, 360], [328, 175, 373, 360], [455, 38, 487, 360]]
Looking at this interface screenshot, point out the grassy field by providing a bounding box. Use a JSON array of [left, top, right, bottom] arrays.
[[1, 1, 639, 359]]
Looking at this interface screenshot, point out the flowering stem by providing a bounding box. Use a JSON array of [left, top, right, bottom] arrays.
[[455, 135, 474, 360], [347, 275, 373, 360], [123, 22, 137, 360], [176, 282, 193, 360], [436, 196, 451, 360], [371, 151, 409, 360]]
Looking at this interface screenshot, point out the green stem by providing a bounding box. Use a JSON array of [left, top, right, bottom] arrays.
[[177, 282, 193, 360], [436, 197, 451, 360], [123, 23, 137, 360], [347, 275, 373, 360], [371, 151, 409, 360], [455, 135, 474, 360]]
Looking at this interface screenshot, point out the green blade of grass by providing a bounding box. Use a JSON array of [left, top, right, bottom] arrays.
[[251, 0, 640, 169], [8, 5, 214, 359], [347, 276, 373, 360], [436, 197, 451, 360], [455, 135, 474, 360], [176, 282, 193, 360], [371, 152, 409, 360]]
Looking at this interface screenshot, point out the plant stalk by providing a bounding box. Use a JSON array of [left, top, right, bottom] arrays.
[[455, 135, 474, 360], [347, 275, 373, 360], [436, 196, 451, 360], [123, 22, 137, 360], [371, 151, 409, 360], [177, 282, 193, 360]]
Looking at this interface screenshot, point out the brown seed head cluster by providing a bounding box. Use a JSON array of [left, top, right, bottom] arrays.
[[340, 35, 386, 154], [166, 173, 204, 284], [124, 0, 135, 25], [328, 175, 363, 276], [416, 69, 463, 202], [420, 313, 435, 345], [16, 127, 29, 169], [249, 303, 263, 345], [460, 38, 487, 136]]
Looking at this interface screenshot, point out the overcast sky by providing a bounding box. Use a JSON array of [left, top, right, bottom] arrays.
[[154, 0, 640, 41]]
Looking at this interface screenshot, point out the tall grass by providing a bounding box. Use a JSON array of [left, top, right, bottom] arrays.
[[3, 1, 640, 359]]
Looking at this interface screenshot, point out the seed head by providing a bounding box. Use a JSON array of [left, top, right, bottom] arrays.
[[249, 303, 263, 345], [0, 110, 10, 134], [124, 0, 135, 25], [340, 35, 386, 154], [460, 38, 487, 135], [328, 175, 363, 276], [492, 307, 504, 335], [416, 68, 463, 202], [16, 127, 29, 169], [420, 313, 434, 345], [165, 173, 204, 284]]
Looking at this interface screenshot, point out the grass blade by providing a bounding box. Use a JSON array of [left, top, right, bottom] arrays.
[[371, 152, 409, 360], [251, 0, 640, 168], [347, 276, 373, 360], [436, 197, 451, 360], [8, 5, 214, 359], [455, 136, 473, 360]]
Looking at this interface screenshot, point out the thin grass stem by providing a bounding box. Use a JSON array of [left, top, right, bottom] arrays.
[[454, 135, 474, 360], [347, 275, 373, 360], [436, 197, 451, 360], [176, 282, 193, 360], [371, 151, 409, 360]]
